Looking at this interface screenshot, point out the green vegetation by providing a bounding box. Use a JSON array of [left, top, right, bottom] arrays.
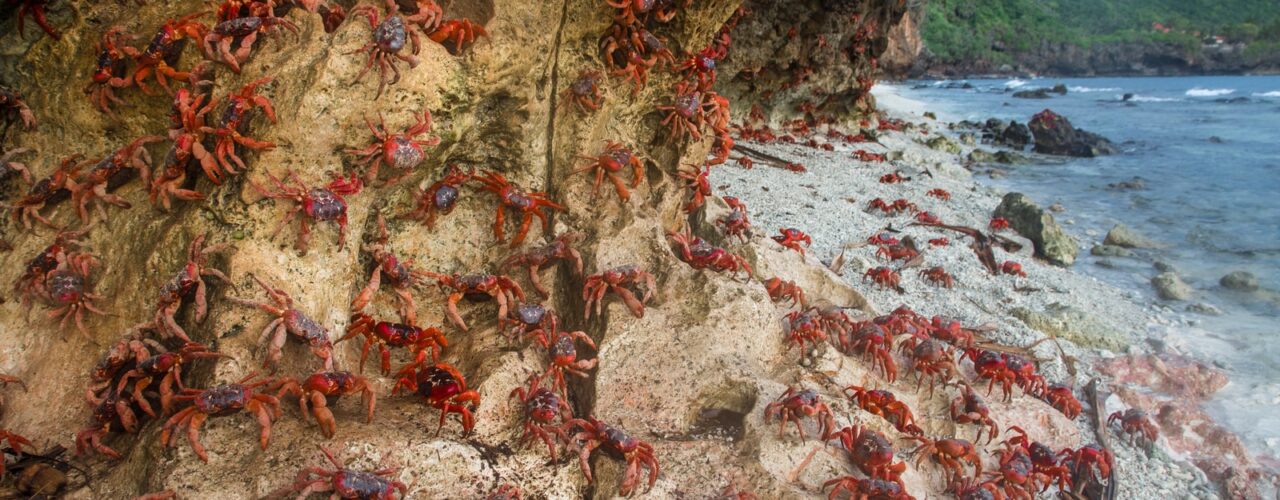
[[922, 0, 1280, 63]]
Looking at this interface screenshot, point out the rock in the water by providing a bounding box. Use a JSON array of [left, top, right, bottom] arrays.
[[994, 150, 1030, 164], [1048, 203, 1065, 212], [1028, 109, 1118, 157], [968, 149, 996, 163], [996, 121, 1032, 149], [1219, 271, 1260, 292], [1154, 260, 1178, 273], [993, 193, 1078, 266], [1104, 224, 1158, 248], [1107, 177, 1146, 190], [1091, 244, 1133, 257], [1152, 272, 1192, 300], [1012, 88, 1052, 99], [1051, 83, 1068, 95], [1012, 303, 1128, 351]]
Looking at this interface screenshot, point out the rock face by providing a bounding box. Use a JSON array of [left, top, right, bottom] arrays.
[[1028, 109, 1118, 157], [993, 193, 1078, 266], [1152, 272, 1193, 300], [0, 1, 1001, 499], [1104, 223, 1158, 248]]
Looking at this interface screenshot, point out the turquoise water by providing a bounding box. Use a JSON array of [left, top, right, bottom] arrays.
[[898, 76, 1280, 455]]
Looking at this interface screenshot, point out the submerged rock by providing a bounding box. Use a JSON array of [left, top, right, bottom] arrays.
[[1152, 272, 1192, 300], [1012, 88, 1052, 99], [1091, 244, 1133, 257], [993, 193, 1079, 266], [1219, 270, 1259, 292], [1104, 224, 1159, 248], [1028, 109, 1118, 157]]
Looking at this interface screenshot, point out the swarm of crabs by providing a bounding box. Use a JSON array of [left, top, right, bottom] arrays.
[[0, 0, 1153, 497]]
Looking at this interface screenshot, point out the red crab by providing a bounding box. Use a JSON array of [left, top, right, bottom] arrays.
[[0, 430, 32, 476], [227, 275, 336, 371], [582, 265, 655, 319], [764, 277, 806, 308], [6, 0, 61, 39], [964, 349, 1017, 402], [392, 362, 480, 436], [1043, 384, 1081, 420], [349, 2, 421, 98], [160, 373, 281, 462], [823, 478, 912, 500], [772, 228, 812, 257], [426, 272, 524, 331], [863, 266, 902, 292], [989, 444, 1042, 500], [898, 337, 957, 393], [269, 445, 408, 498], [853, 150, 886, 162], [1000, 261, 1026, 277], [427, 19, 487, 55], [404, 165, 471, 229], [75, 390, 143, 459], [504, 302, 559, 346], [658, 81, 723, 142], [840, 323, 898, 382], [919, 266, 954, 288], [607, 0, 683, 25], [252, 170, 363, 254], [764, 386, 834, 441], [1, 148, 32, 192], [909, 436, 983, 483], [543, 329, 598, 395], [87, 326, 162, 399], [473, 169, 565, 247], [1004, 354, 1046, 397], [734, 156, 754, 169], [351, 215, 432, 322], [929, 316, 977, 348], [876, 244, 918, 262], [926, 188, 950, 201], [340, 312, 447, 375], [782, 307, 836, 354], [598, 22, 674, 93], [152, 234, 232, 342], [826, 426, 907, 485], [204, 15, 298, 73], [1061, 444, 1113, 486], [502, 232, 584, 298], [84, 27, 136, 114], [567, 417, 659, 496], [668, 228, 753, 278], [345, 109, 440, 186], [914, 211, 940, 224], [0, 88, 35, 148], [675, 46, 720, 90], [989, 217, 1010, 231], [274, 371, 376, 438], [560, 69, 603, 114], [201, 76, 278, 181], [1108, 408, 1159, 445], [928, 237, 949, 247], [868, 232, 900, 246], [574, 141, 645, 202], [395, 0, 443, 33], [676, 163, 711, 213], [125, 13, 210, 94], [879, 172, 909, 184], [115, 342, 228, 417], [509, 374, 572, 460], [717, 196, 752, 242], [890, 199, 918, 214], [70, 136, 165, 224], [950, 385, 999, 444], [8, 154, 87, 230], [1004, 426, 1073, 492], [36, 245, 107, 336], [844, 386, 922, 435]]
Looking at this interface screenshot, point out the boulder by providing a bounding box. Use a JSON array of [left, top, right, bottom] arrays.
[[968, 149, 996, 163], [1012, 303, 1129, 351], [994, 150, 1030, 164], [1050, 83, 1068, 94], [993, 193, 1078, 266], [1028, 109, 1118, 157], [995, 121, 1031, 149], [1090, 244, 1133, 257], [1219, 271, 1259, 292], [1186, 303, 1223, 316], [924, 135, 961, 154], [1012, 88, 1052, 99], [1104, 224, 1159, 248], [1152, 272, 1193, 300]]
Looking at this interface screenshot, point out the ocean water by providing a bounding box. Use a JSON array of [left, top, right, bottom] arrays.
[[895, 76, 1280, 456]]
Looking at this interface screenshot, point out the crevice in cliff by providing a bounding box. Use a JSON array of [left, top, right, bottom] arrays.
[[542, 0, 570, 205]]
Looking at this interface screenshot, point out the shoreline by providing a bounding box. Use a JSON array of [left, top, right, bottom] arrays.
[[711, 86, 1272, 497]]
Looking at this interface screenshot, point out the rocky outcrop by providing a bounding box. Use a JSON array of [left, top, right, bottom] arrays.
[[1028, 109, 1118, 157], [0, 0, 951, 498], [717, 0, 912, 126], [879, 2, 926, 79], [1011, 303, 1128, 351], [993, 193, 1078, 266]]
